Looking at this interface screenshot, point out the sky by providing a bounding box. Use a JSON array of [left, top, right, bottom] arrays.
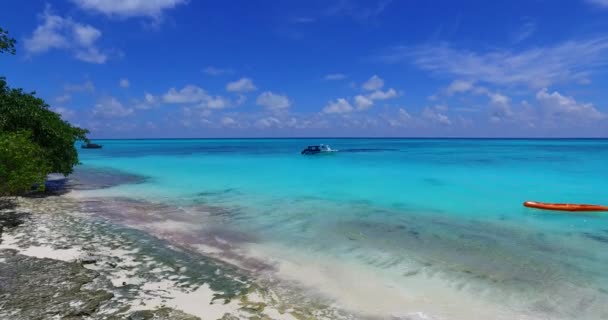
[[1, 0, 608, 138]]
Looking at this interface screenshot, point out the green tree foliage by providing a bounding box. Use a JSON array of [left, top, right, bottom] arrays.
[[0, 27, 89, 195], [0, 131, 51, 195], [0, 27, 16, 55], [0, 79, 89, 176]]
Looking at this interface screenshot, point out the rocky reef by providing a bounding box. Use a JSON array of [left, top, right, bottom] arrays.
[[0, 193, 355, 320]]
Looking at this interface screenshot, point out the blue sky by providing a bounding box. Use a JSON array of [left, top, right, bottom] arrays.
[[1, 0, 608, 138]]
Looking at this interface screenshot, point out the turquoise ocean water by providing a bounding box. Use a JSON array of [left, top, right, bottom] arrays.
[[77, 139, 608, 319]]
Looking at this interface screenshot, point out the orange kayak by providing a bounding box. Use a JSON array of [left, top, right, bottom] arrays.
[[523, 201, 608, 212]]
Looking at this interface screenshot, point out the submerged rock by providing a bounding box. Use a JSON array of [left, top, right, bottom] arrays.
[[123, 308, 200, 320], [79, 254, 99, 265]]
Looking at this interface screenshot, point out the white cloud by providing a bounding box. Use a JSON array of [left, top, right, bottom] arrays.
[[325, 73, 347, 80], [71, 0, 187, 18], [119, 78, 130, 88], [64, 80, 95, 93], [74, 47, 107, 63], [24, 9, 69, 53], [511, 20, 536, 43], [368, 88, 398, 100], [221, 116, 237, 126], [144, 93, 156, 104], [55, 94, 72, 103], [53, 107, 75, 120], [226, 78, 257, 93], [162, 85, 233, 109], [536, 88, 604, 121], [488, 92, 510, 107], [587, 0, 608, 8], [488, 92, 514, 123], [323, 76, 399, 113], [134, 92, 158, 110], [24, 7, 107, 63], [203, 96, 230, 109], [446, 80, 474, 95], [93, 97, 134, 118], [236, 94, 247, 105], [256, 92, 291, 110], [387, 108, 412, 127], [422, 105, 451, 125], [380, 37, 608, 88], [362, 75, 384, 91], [203, 66, 233, 76], [163, 85, 207, 103], [255, 117, 282, 128], [354, 95, 373, 110], [323, 98, 354, 114], [352, 88, 399, 112], [73, 24, 101, 46]]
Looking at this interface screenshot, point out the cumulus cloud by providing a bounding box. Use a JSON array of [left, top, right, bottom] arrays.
[[144, 92, 157, 103], [93, 97, 134, 118], [488, 92, 515, 123], [368, 88, 398, 100], [325, 73, 347, 80], [144, 93, 157, 104], [226, 78, 257, 93], [163, 85, 207, 103], [323, 75, 399, 113], [387, 108, 412, 127], [221, 116, 237, 126], [133, 92, 159, 110], [162, 85, 232, 109], [536, 88, 604, 121], [446, 80, 474, 95], [204, 96, 230, 109], [256, 92, 291, 110], [255, 116, 282, 128], [482, 89, 604, 127], [422, 105, 451, 125], [380, 37, 608, 88], [354, 95, 373, 110], [119, 78, 130, 88], [236, 94, 247, 105], [74, 48, 107, 63], [24, 7, 107, 63], [323, 98, 354, 114], [71, 0, 187, 18], [362, 75, 384, 91]]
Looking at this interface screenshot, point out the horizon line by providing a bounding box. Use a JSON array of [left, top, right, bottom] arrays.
[[87, 137, 608, 140]]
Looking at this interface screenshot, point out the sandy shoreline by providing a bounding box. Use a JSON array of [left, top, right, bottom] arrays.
[[0, 195, 345, 320]]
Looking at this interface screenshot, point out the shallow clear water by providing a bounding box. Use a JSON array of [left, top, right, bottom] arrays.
[[78, 139, 608, 319]]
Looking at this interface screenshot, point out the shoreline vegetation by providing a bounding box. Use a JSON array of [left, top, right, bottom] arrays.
[[1, 27, 88, 196]]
